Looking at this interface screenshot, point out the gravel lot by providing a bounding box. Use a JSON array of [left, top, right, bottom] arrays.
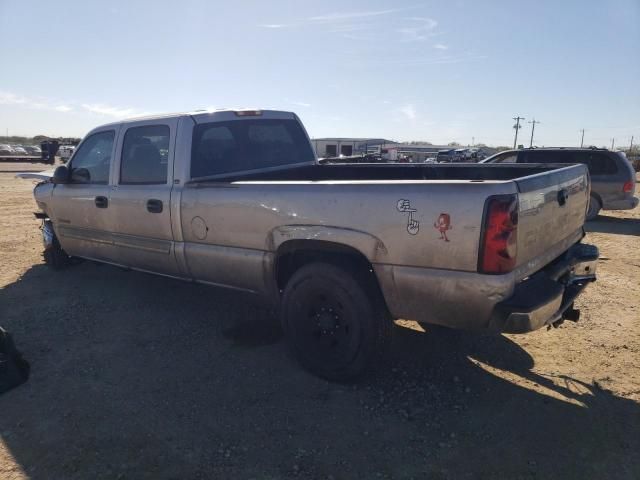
[[1, 162, 639, 479]]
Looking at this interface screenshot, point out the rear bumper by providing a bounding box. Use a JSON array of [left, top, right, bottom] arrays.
[[488, 243, 598, 333], [603, 196, 638, 210]]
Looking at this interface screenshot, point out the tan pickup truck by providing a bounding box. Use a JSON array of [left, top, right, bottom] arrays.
[[21, 109, 598, 380]]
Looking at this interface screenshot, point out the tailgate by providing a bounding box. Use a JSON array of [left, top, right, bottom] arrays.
[[515, 164, 589, 272]]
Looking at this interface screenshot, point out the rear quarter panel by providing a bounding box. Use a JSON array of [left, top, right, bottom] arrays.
[[179, 180, 517, 293]]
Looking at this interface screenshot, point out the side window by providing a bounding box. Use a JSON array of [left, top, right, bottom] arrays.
[[69, 131, 115, 184], [493, 152, 518, 163], [120, 125, 170, 184], [576, 152, 618, 175], [522, 151, 569, 164]]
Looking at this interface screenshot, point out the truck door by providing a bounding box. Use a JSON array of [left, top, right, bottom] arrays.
[[50, 129, 118, 262], [108, 119, 179, 276]]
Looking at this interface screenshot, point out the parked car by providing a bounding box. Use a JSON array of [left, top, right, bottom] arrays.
[[454, 148, 472, 161], [481, 148, 638, 220], [11, 146, 28, 155], [436, 149, 456, 162], [58, 145, 75, 162], [19, 109, 598, 380], [0, 144, 14, 155], [468, 148, 487, 162], [24, 145, 42, 155]]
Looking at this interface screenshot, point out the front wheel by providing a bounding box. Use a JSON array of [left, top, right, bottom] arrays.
[[43, 226, 70, 270], [586, 195, 601, 221], [281, 263, 391, 381]]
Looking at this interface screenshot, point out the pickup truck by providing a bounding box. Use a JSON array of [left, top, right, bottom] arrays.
[[21, 109, 598, 380]]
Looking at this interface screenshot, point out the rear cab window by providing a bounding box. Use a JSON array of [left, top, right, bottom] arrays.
[[191, 119, 315, 178]]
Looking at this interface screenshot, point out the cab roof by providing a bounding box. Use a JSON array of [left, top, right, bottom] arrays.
[[90, 109, 297, 131]]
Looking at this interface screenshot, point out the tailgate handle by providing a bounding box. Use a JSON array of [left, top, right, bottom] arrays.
[[557, 189, 568, 206]]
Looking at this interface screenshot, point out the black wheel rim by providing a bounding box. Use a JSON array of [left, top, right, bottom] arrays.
[[291, 288, 361, 369]]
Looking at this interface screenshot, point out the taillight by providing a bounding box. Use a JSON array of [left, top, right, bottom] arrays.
[[622, 181, 633, 193], [479, 194, 518, 274]]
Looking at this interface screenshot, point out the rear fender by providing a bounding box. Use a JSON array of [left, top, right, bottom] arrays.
[[268, 225, 388, 262]]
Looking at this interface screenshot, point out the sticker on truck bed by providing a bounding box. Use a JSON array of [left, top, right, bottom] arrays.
[[396, 199, 419, 235], [434, 213, 452, 242]]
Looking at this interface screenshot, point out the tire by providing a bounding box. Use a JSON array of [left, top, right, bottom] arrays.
[[586, 195, 601, 221], [43, 235, 70, 270], [281, 262, 392, 382]]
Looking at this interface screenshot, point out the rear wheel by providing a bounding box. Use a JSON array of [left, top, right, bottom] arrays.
[[586, 195, 601, 221], [281, 263, 391, 381]]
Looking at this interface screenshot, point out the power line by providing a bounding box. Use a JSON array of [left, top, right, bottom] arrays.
[[512, 116, 525, 149], [528, 118, 541, 147]]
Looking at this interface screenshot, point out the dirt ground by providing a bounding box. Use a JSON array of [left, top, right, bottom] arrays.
[[1, 161, 639, 480]]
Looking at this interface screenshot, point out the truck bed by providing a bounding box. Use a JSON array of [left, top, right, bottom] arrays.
[[210, 162, 583, 183]]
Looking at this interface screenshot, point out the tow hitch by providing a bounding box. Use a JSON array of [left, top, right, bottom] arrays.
[[563, 306, 580, 322], [551, 302, 581, 329]]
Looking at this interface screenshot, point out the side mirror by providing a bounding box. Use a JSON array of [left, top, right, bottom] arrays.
[[70, 167, 90, 184], [51, 165, 70, 184]]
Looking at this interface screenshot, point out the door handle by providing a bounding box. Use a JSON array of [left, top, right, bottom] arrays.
[[95, 196, 108, 208], [146, 199, 163, 213], [557, 189, 569, 206]]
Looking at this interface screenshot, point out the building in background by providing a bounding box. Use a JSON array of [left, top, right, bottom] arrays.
[[311, 138, 497, 162], [379, 144, 497, 162], [311, 138, 393, 158]]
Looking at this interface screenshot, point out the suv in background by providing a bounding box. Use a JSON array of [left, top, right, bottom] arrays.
[[481, 148, 638, 220], [436, 149, 456, 162]]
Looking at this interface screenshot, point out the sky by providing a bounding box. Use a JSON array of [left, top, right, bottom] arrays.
[[0, 0, 638, 147]]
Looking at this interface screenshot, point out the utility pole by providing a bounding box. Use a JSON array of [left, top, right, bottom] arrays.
[[472, 136, 475, 146], [528, 118, 540, 148], [580, 129, 585, 148], [611, 138, 615, 150], [512, 116, 524, 149], [630, 136, 634, 151]]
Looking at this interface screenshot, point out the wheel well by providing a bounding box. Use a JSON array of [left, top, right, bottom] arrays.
[[275, 240, 386, 305], [590, 191, 602, 206]]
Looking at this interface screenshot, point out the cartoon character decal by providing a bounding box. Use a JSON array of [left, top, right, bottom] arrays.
[[434, 213, 452, 241], [396, 199, 419, 235]]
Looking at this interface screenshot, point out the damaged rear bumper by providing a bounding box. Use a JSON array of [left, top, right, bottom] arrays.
[[489, 243, 598, 333]]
